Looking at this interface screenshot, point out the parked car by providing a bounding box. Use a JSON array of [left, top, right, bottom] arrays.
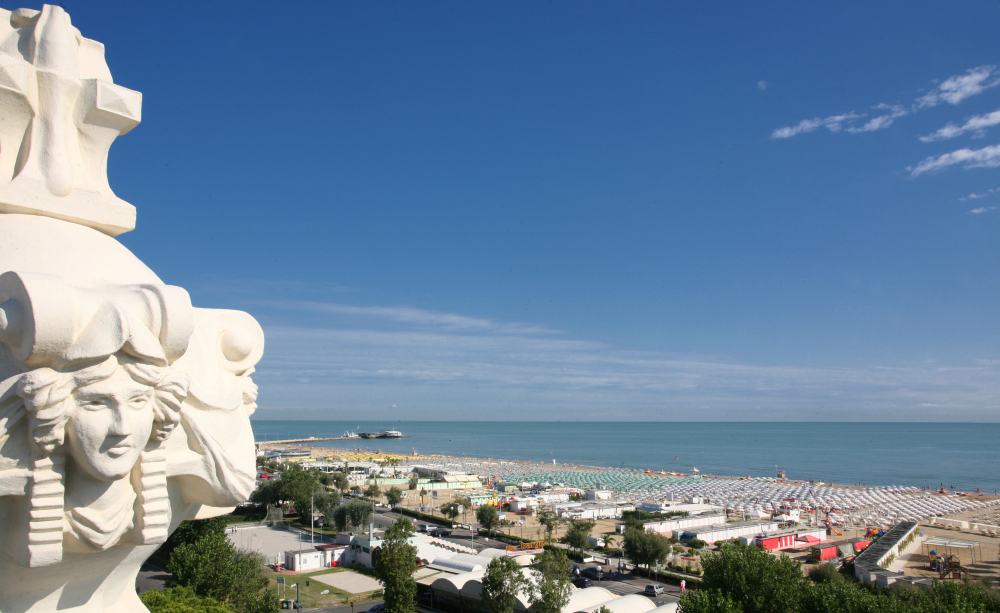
[[644, 584, 665, 596], [367, 604, 385, 613], [572, 578, 594, 589], [429, 528, 452, 537], [581, 567, 606, 580], [417, 524, 430, 532]]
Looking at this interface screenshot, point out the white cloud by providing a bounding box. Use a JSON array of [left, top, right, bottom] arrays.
[[773, 65, 1000, 140], [249, 301, 1000, 420], [262, 300, 559, 336], [917, 65, 1000, 108], [970, 206, 997, 214], [909, 142, 1000, 176], [961, 187, 999, 201], [758, 81, 767, 90], [920, 108, 1000, 142], [847, 104, 910, 133], [771, 112, 862, 139]]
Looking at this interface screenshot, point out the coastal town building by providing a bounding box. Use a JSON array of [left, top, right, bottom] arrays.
[[553, 500, 636, 520], [616, 513, 727, 535], [679, 519, 781, 544], [753, 527, 826, 550]]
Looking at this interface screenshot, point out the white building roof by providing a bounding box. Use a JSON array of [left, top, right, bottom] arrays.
[[578, 594, 655, 613]]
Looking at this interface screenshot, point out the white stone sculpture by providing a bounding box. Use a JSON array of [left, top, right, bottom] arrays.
[[0, 5, 263, 612]]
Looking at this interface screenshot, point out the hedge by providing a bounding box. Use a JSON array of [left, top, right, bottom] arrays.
[[398, 508, 453, 527], [632, 565, 703, 587]]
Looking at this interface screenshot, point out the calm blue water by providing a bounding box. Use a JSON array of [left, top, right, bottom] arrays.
[[249, 421, 1000, 493]]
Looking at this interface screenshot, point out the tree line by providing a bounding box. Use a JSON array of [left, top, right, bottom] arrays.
[[680, 541, 1000, 613]]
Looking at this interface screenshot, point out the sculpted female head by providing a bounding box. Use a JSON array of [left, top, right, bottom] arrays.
[[18, 355, 188, 478]]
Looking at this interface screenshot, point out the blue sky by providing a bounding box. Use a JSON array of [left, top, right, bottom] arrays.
[[66, 0, 1000, 420]]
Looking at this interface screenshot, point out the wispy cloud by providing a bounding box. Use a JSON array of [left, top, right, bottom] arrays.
[[916, 65, 1000, 108], [757, 81, 767, 91], [960, 187, 999, 201], [846, 104, 909, 133], [258, 300, 560, 336], [921, 108, 1000, 143], [909, 143, 1000, 176], [970, 206, 997, 214], [250, 301, 1000, 420], [771, 113, 862, 139], [772, 65, 1000, 140]]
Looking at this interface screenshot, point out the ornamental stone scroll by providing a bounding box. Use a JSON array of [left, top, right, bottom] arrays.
[[0, 4, 264, 613]]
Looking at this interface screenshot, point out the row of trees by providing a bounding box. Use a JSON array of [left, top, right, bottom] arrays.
[[680, 541, 1000, 613], [249, 462, 409, 529]]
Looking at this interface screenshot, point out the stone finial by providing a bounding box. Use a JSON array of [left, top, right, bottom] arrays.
[[0, 5, 142, 236]]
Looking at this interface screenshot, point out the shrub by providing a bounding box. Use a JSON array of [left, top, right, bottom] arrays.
[[808, 563, 842, 584]]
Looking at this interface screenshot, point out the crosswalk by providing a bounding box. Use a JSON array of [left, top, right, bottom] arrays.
[[597, 581, 645, 596]]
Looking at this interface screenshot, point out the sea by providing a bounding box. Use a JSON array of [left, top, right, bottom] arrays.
[[249, 421, 1000, 493]]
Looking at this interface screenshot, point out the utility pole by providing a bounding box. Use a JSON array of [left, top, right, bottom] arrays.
[[311, 490, 315, 548]]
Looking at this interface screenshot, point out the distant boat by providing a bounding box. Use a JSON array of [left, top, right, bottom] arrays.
[[377, 430, 404, 438], [692, 468, 700, 473], [343, 431, 360, 439]]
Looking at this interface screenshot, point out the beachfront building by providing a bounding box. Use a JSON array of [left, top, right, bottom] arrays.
[[678, 520, 781, 544], [753, 527, 826, 551], [585, 489, 613, 500], [553, 500, 636, 520], [616, 513, 727, 535], [636, 502, 722, 516], [284, 548, 325, 572]]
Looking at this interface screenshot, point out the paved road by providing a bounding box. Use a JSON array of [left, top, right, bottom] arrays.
[[136, 562, 170, 594]]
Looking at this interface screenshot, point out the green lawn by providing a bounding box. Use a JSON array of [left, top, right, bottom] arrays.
[[267, 568, 382, 608]]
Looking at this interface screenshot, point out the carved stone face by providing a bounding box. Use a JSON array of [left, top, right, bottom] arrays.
[[65, 366, 155, 481]]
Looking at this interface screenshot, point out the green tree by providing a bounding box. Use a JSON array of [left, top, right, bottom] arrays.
[[141, 586, 236, 613], [331, 471, 350, 493], [807, 564, 842, 584], [622, 527, 671, 570], [408, 474, 419, 490], [318, 472, 334, 487], [248, 478, 282, 507], [346, 497, 374, 529], [166, 533, 278, 613], [313, 490, 342, 527], [163, 517, 228, 555], [698, 542, 805, 613], [441, 500, 463, 522], [454, 496, 473, 522], [333, 504, 350, 531], [679, 589, 745, 613], [365, 484, 383, 502], [385, 486, 404, 507], [799, 580, 907, 613], [561, 518, 595, 552], [535, 507, 561, 544], [528, 548, 572, 613], [482, 556, 529, 613], [254, 468, 321, 516], [477, 505, 500, 534], [374, 518, 418, 613]]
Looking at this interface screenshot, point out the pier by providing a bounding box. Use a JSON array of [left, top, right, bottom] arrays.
[[257, 436, 409, 445]]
